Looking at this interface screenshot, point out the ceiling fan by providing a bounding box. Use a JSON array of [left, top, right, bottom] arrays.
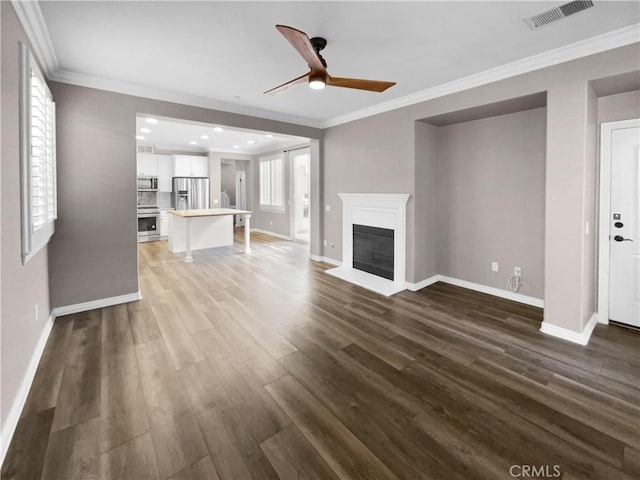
[[264, 25, 396, 95]]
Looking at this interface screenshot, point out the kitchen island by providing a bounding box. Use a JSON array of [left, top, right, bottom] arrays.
[[168, 208, 252, 262]]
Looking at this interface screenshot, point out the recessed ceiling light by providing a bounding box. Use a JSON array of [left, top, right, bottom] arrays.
[[189, 141, 197, 145], [214, 127, 223, 133], [145, 118, 158, 124], [265, 134, 273, 138], [200, 135, 209, 140], [233, 145, 240, 149], [140, 127, 151, 133], [248, 140, 255, 144], [136, 135, 145, 140]]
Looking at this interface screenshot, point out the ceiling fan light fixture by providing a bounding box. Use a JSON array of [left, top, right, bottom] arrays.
[[309, 74, 326, 90]]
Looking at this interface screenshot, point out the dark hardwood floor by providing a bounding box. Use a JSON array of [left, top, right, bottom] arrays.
[[3, 230, 639, 479]]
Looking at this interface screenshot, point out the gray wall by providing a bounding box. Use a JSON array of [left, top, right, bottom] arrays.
[[598, 90, 640, 123], [221, 163, 236, 204], [322, 43, 639, 334], [413, 121, 439, 282], [1, 1, 52, 430], [435, 108, 546, 298], [323, 109, 415, 262], [49, 82, 322, 308]]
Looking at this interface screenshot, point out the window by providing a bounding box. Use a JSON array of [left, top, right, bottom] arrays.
[[20, 43, 57, 263], [259, 154, 284, 212]]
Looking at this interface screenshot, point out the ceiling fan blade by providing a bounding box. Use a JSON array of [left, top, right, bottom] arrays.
[[327, 76, 396, 92], [276, 25, 326, 73], [264, 71, 310, 95]]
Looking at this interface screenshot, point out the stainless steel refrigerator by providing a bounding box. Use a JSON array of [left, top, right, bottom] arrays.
[[172, 177, 210, 210]]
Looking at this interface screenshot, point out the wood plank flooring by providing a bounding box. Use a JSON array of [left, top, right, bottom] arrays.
[[3, 230, 639, 480]]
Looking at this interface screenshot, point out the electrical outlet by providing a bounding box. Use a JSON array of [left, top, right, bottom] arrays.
[[331, 242, 335, 248], [514, 267, 522, 276], [325, 204, 331, 212], [34, 304, 39, 320], [491, 262, 499, 272], [323, 239, 328, 247], [213, 198, 219, 204]]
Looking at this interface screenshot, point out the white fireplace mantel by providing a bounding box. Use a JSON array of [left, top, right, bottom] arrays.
[[326, 193, 410, 296]]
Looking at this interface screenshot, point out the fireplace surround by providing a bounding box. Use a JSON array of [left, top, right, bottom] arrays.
[[326, 193, 410, 296]]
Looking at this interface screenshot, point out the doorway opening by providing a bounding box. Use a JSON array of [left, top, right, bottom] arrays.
[[290, 147, 311, 243]]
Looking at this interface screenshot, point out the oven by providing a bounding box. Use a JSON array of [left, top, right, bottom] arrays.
[[138, 206, 160, 242]]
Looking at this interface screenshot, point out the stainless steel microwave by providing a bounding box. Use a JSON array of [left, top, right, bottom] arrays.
[[137, 176, 158, 191]]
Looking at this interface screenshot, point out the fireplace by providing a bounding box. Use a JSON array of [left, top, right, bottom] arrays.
[[353, 224, 394, 280], [325, 193, 410, 296]]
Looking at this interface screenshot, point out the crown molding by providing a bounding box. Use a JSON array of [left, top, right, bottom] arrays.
[[13, 0, 639, 131], [11, 0, 58, 75], [322, 23, 640, 128], [49, 69, 324, 129]]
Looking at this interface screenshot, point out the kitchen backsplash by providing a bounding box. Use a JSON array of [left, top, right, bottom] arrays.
[[158, 192, 172, 209]]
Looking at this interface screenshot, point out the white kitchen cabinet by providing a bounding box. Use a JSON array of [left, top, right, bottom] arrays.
[[173, 155, 209, 177], [159, 212, 169, 237], [191, 157, 209, 177], [137, 153, 158, 176], [157, 155, 173, 192]]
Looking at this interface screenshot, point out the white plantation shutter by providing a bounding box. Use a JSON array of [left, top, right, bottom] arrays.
[[21, 44, 57, 263], [260, 159, 271, 205], [259, 154, 284, 212], [272, 158, 283, 208]]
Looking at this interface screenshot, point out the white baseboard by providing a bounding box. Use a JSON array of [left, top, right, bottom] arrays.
[[309, 255, 342, 267], [251, 228, 292, 241], [405, 274, 441, 291], [0, 313, 55, 465], [51, 291, 142, 318], [540, 312, 598, 346], [438, 275, 544, 308]]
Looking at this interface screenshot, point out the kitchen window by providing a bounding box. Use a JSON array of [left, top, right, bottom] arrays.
[[259, 154, 284, 213], [20, 43, 57, 263]]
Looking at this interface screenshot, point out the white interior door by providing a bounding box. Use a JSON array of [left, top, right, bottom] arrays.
[[235, 171, 246, 227], [609, 125, 640, 327], [291, 149, 310, 243]]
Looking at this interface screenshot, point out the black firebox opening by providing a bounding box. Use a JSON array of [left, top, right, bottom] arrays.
[[352, 224, 394, 281]]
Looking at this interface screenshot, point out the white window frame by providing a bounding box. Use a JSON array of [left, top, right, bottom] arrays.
[[20, 43, 57, 264], [259, 153, 285, 213]]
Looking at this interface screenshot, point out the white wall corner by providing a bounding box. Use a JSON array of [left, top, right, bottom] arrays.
[[0, 313, 55, 465], [51, 291, 142, 318], [406, 274, 442, 291], [540, 312, 598, 346]]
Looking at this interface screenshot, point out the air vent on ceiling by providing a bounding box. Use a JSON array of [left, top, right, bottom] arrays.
[[524, 0, 594, 29], [137, 144, 155, 153]]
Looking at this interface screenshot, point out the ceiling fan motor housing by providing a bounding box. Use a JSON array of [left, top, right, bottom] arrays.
[[310, 37, 328, 67]]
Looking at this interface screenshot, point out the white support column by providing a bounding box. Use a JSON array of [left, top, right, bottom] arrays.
[[184, 217, 193, 263], [244, 214, 251, 254]]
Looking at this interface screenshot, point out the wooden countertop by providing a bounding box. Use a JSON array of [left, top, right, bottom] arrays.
[[168, 208, 252, 218]]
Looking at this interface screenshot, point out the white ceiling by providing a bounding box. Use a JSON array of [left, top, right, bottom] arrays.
[[135, 115, 309, 154], [38, 1, 640, 127]]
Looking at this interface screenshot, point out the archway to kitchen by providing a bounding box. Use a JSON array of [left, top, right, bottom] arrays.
[[135, 114, 314, 269]]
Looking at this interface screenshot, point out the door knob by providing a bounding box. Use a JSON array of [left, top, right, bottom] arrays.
[[614, 235, 633, 242]]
